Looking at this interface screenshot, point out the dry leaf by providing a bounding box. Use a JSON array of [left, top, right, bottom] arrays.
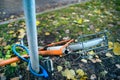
[[4, 18, 7, 21], [105, 52, 113, 57], [89, 59, 96, 63], [36, 20, 40, 26], [77, 18, 83, 24], [53, 21, 59, 26], [10, 15, 15, 19], [62, 69, 75, 79], [113, 42, 120, 55], [18, 33, 25, 39], [45, 32, 50, 36], [18, 29, 25, 33], [10, 77, 20, 80], [95, 59, 102, 63], [21, 22, 25, 26], [0, 58, 4, 62], [115, 64, 120, 69], [89, 57, 102, 63], [99, 19, 103, 23], [95, 28, 100, 32], [80, 75, 88, 80], [5, 55, 11, 58], [4, 45, 11, 50], [15, 42, 20, 44], [8, 24, 13, 27], [95, 55, 99, 58], [88, 51, 95, 55], [72, 12, 76, 15], [20, 24, 25, 27], [10, 62, 17, 67], [100, 70, 108, 77], [76, 69, 85, 77], [57, 66, 63, 72], [88, 13, 93, 16], [81, 59, 87, 63], [108, 41, 113, 49], [13, 34, 16, 37], [94, 10, 101, 14], [88, 55, 93, 59], [8, 30, 14, 34]]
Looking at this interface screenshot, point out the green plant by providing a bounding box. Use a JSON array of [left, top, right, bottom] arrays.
[[4, 65, 19, 78]]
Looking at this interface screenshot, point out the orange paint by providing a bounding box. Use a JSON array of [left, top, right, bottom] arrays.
[[0, 39, 74, 66]]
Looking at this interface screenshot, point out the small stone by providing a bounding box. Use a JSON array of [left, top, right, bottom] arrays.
[[63, 36, 70, 40], [117, 21, 120, 25], [87, 28, 90, 31], [88, 13, 93, 16], [89, 25, 94, 30], [72, 12, 76, 15], [65, 29, 70, 34], [0, 73, 6, 80], [108, 24, 114, 27], [90, 74, 97, 80], [26, 66, 29, 71], [84, 19, 90, 22], [2, 42, 7, 46], [3, 12, 6, 14]]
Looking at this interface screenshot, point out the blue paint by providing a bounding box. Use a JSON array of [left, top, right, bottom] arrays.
[[12, 44, 49, 78], [23, 0, 39, 73]]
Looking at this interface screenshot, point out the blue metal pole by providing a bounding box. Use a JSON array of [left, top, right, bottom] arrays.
[[23, 0, 39, 72]]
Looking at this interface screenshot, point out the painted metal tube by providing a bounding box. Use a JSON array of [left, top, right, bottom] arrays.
[[46, 37, 105, 52], [23, 0, 39, 72], [68, 37, 105, 51], [47, 46, 63, 50]]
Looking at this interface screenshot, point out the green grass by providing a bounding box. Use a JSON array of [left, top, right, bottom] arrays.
[[0, 0, 120, 59], [0, 0, 120, 79]]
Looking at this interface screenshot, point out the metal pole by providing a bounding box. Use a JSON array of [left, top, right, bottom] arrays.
[[23, 0, 39, 72]]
